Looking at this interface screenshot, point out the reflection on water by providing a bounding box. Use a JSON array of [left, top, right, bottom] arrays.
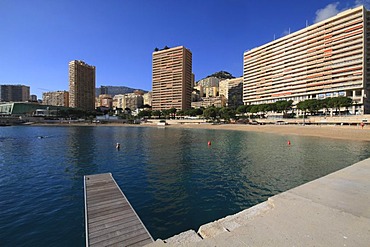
[[0, 126, 369, 245]]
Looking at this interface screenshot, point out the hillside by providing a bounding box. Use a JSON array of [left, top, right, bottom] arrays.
[[96, 86, 148, 97], [205, 71, 235, 80]]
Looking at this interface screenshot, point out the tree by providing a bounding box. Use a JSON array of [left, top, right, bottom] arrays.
[[275, 100, 293, 117], [142, 104, 152, 109], [203, 107, 218, 120], [236, 105, 248, 114], [138, 110, 151, 118], [245, 105, 253, 113], [249, 105, 259, 116], [268, 102, 277, 113], [219, 107, 235, 121], [328, 97, 351, 115], [194, 108, 204, 116], [305, 99, 320, 115], [185, 108, 202, 117], [124, 108, 131, 114], [337, 97, 352, 114], [168, 107, 177, 119], [176, 110, 185, 116], [320, 98, 331, 116], [297, 100, 308, 112], [183, 109, 192, 116], [296, 100, 309, 124], [258, 103, 270, 116], [161, 109, 170, 119], [62, 108, 87, 118], [152, 110, 161, 118], [58, 109, 69, 118]]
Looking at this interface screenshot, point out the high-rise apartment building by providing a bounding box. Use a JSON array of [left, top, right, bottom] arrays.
[[0, 84, 30, 102], [42, 91, 69, 107], [152, 46, 192, 110], [113, 93, 143, 111], [96, 94, 113, 108], [69, 60, 96, 111], [243, 5, 370, 114], [195, 77, 220, 98], [30, 95, 38, 102], [219, 77, 243, 108], [143, 92, 152, 106]]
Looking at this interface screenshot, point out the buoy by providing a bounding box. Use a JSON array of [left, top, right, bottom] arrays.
[[116, 143, 121, 149], [287, 140, 291, 145], [208, 141, 211, 146]]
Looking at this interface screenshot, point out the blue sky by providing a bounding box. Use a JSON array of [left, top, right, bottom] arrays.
[[1, 0, 369, 98]]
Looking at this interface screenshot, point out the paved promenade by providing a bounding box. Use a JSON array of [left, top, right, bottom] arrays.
[[147, 158, 370, 246]]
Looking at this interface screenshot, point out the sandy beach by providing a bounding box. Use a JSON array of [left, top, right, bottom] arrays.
[[35, 121, 370, 142]]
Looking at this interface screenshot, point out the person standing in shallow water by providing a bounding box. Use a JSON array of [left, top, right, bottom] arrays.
[[116, 143, 120, 149]]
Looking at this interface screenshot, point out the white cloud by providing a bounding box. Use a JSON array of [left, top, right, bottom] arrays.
[[355, 0, 370, 9], [314, 2, 340, 23], [314, 1, 370, 24]]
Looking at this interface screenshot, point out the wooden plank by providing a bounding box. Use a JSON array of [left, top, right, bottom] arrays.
[[89, 211, 137, 227], [90, 228, 148, 246], [90, 219, 144, 239], [88, 206, 130, 219], [84, 173, 153, 247], [89, 215, 139, 234], [87, 189, 122, 196], [88, 200, 128, 212], [87, 198, 123, 209], [87, 187, 120, 195], [88, 209, 136, 224]]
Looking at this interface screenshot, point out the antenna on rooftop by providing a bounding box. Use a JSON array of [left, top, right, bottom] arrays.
[[274, 34, 276, 40]]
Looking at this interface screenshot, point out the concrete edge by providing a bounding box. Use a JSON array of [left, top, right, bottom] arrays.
[[197, 198, 275, 239]]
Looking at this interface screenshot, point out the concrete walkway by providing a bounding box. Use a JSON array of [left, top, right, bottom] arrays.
[[147, 158, 370, 246]]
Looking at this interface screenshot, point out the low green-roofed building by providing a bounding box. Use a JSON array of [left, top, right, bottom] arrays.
[[0, 102, 70, 116]]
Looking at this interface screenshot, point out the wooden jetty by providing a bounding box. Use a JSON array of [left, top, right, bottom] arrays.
[[84, 173, 154, 247]]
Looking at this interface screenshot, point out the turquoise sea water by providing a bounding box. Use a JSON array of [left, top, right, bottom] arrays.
[[0, 126, 369, 246]]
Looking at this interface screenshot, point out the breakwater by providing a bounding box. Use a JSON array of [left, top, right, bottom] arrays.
[[149, 158, 370, 246]]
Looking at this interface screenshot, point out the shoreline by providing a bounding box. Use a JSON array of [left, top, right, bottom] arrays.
[[26, 122, 370, 142]]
